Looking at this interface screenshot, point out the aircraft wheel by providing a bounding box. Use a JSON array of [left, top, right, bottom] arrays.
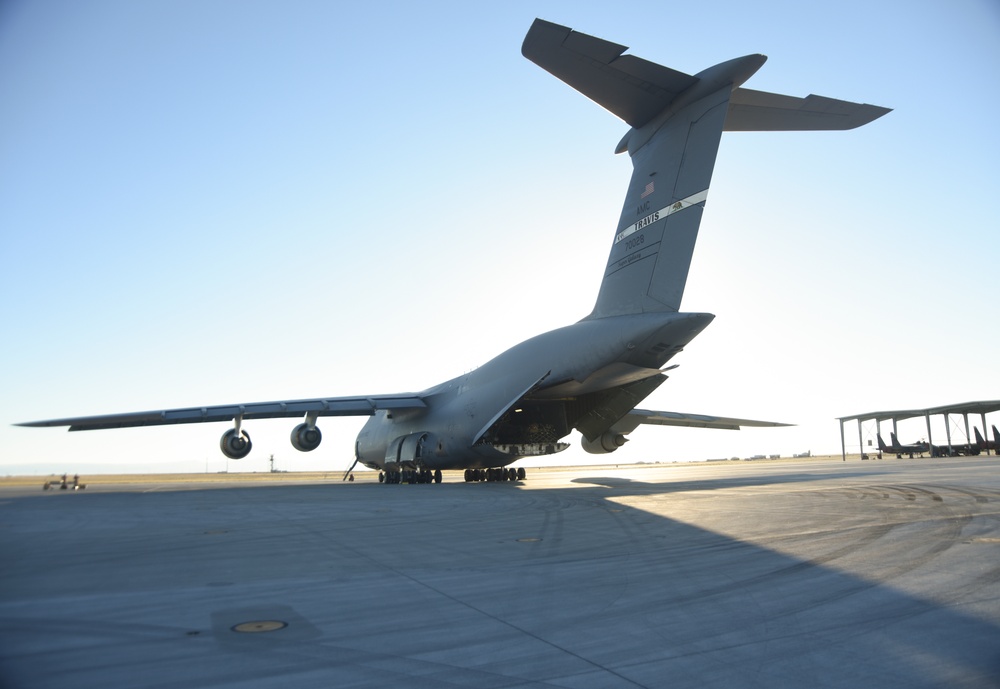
[[379, 472, 385, 484], [517, 467, 526, 481], [434, 470, 442, 484]]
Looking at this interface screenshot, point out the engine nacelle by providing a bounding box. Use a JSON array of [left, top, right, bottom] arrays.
[[291, 423, 322, 452], [581, 431, 628, 455], [220, 428, 252, 459]]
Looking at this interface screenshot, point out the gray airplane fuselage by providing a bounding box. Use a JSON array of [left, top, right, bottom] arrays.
[[356, 311, 713, 471]]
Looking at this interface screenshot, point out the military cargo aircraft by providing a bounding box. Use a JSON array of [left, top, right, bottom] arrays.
[[17, 19, 889, 484]]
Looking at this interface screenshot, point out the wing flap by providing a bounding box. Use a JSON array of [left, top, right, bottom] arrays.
[[17, 395, 428, 431]]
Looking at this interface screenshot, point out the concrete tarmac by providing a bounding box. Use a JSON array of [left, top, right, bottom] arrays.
[[1, 457, 998, 688]]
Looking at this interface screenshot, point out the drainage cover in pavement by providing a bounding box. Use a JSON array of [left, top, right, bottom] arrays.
[[231, 620, 288, 634]]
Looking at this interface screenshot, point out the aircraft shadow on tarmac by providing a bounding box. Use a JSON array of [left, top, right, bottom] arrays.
[[569, 469, 885, 492], [0, 473, 998, 688]]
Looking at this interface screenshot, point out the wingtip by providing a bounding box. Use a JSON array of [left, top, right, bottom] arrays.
[[522, 18, 569, 59]]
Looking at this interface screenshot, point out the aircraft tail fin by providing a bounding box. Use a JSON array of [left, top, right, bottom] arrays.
[[877, 433, 888, 452], [975, 427, 986, 446], [522, 19, 889, 320], [994, 425, 1000, 446]]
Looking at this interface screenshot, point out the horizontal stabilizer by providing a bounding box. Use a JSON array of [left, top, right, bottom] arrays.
[[726, 87, 891, 131], [522, 18, 697, 128]]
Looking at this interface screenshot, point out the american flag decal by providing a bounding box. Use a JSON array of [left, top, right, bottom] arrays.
[[640, 181, 654, 199]]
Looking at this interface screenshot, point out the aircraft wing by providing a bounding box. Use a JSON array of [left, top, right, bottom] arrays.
[[614, 409, 793, 433], [16, 394, 428, 431]]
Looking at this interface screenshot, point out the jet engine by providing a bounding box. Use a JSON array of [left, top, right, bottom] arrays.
[[291, 423, 322, 452], [220, 428, 252, 459], [581, 431, 627, 455]]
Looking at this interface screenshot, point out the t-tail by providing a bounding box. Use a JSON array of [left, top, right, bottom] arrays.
[[522, 19, 891, 320]]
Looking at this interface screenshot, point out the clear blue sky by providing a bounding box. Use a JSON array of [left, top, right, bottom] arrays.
[[2, 0, 998, 474]]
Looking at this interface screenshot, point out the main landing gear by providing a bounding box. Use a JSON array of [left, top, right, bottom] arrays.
[[463, 467, 525, 483], [378, 469, 443, 485], [376, 467, 527, 484]]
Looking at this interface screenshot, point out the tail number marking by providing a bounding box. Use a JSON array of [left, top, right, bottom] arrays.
[[614, 189, 709, 245]]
